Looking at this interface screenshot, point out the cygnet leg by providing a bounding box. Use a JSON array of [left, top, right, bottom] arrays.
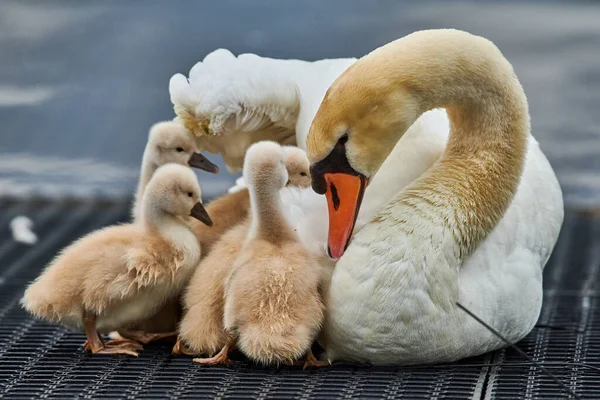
[[302, 349, 330, 369], [82, 310, 141, 357], [193, 338, 235, 366], [82, 311, 105, 353], [172, 336, 198, 356], [116, 329, 178, 344]]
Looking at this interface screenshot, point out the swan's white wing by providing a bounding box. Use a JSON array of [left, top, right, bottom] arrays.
[[171, 50, 300, 134], [169, 51, 356, 172]]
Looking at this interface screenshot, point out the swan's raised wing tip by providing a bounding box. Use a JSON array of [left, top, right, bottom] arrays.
[[203, 48, 236, 64], [169, 74, 191, 105]]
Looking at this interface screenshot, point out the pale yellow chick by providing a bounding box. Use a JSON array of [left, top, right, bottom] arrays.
[[189, 145, 310, 256], [21, 164, 212, 356], [191, 141, 326, 367]]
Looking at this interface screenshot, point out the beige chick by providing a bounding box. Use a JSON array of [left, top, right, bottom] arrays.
[[192, 141, 327, 367], [189, 145, 311, 256], [132, 120, 219, 222], [21, 164, 213, 356], [173, 145, 315, 359]]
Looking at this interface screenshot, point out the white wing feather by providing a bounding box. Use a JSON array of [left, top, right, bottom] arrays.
[[169, 50, 356, 173]]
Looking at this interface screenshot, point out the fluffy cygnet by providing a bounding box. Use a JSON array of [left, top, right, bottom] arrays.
[[132, 120, 218, 221], [21, 164, 212, 356], [192, 141, 327, 367], [189, 145, 310, 256]]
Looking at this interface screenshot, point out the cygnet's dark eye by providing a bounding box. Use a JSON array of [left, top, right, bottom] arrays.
[[176, 147, 184, 152], [187, 192, 193, 197], [337, 133, 348, 146], [300, 172, 307, 177]]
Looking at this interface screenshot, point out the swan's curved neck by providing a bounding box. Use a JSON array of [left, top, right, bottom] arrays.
[[248, 183, 294, 244], [376, 32, 529, 258]]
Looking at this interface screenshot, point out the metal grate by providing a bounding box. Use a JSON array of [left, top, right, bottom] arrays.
[[0, 198, 598, 399]]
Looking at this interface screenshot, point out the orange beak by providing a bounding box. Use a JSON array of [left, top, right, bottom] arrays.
[[324, 173, 367, 259]]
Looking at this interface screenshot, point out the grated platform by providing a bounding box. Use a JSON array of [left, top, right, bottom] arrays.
[[0, 198, 598, 399]]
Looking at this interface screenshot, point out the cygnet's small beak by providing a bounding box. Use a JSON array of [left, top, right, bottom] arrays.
[[188, 153, 219, 174], [190, 202, 213, 226]]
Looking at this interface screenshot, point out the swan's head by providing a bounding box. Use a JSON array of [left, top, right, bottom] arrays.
[[146, 121, 219, 174], [305, 62, 419, 259], [243, 141, 288, 193], [144, 164, 212, 226], [282, 146, 311, 188]]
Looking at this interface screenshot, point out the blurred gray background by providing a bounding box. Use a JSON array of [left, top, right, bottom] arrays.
[[1, 0, 599, 204]]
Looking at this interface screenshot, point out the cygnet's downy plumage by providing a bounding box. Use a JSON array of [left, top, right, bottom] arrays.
[[174, 220, 250, 357], [191, 141, 327, 367], [21, 164, 213, 356]]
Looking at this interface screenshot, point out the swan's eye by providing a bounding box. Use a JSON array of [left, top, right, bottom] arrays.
[[337, 133, 348, 146], [176, 147, 184, 152], [300, 172, 307, 177], [187, 192, 193, 197]]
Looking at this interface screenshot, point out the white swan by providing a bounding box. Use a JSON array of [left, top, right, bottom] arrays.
[[305, 29, 563, 364], [168, 30, 563, 365]]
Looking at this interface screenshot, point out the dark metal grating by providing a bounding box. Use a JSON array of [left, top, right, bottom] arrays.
[[0, 199, 599, 399]]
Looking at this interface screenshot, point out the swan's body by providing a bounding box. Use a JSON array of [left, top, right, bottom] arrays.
[[169, 32, 563, 365], [323, 134, 561, 364], [307, 29, 563, 364]]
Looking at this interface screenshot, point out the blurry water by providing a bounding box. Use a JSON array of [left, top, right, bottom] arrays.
[[1, 0, 599, 205]]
